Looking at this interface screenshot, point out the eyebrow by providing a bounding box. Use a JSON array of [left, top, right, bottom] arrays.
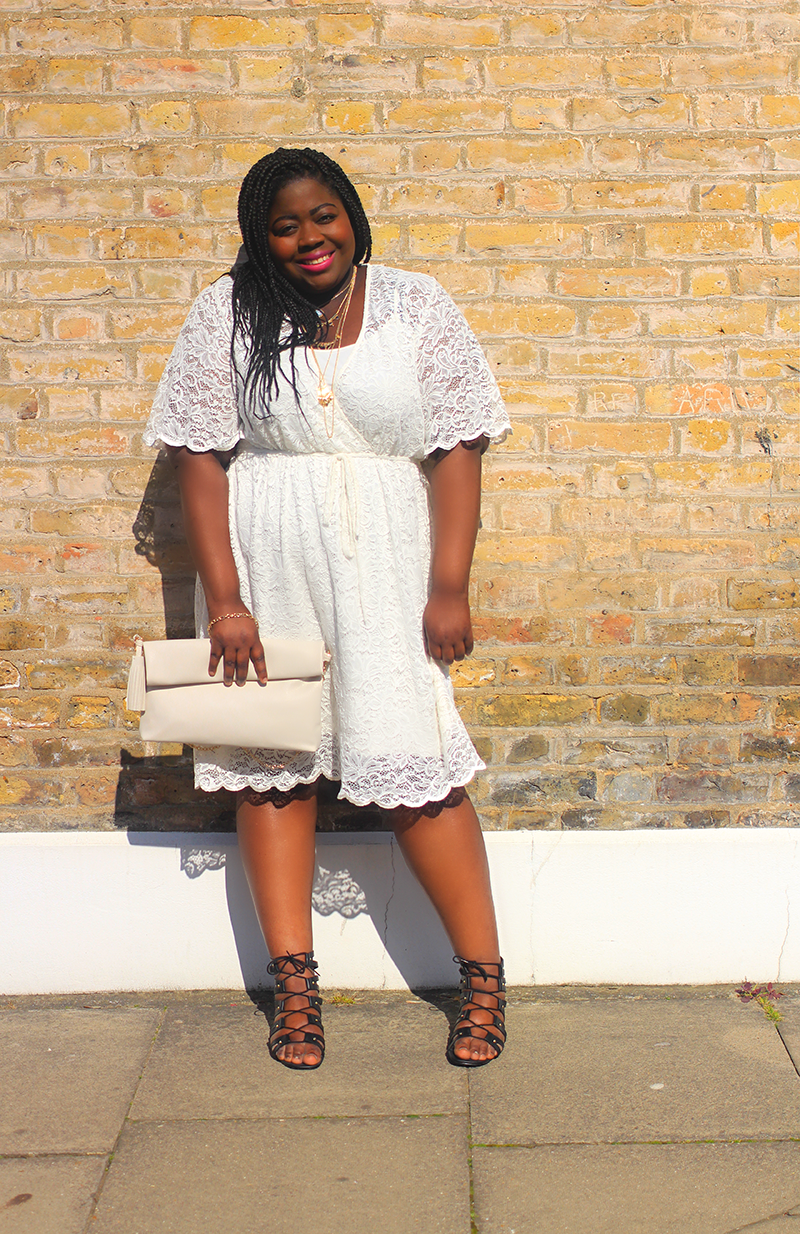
[[270, 201, 340, 225]]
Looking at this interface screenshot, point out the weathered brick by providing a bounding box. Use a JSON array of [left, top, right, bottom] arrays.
[[466, 137, 587, 173], [676, 737, 734, 767], [476, 694, 593, 727], [645, 219, 763, 257], [654, 694, 763, 725], [738, 655, 800, 686], [383, 13, 501, 47], [647, 137, 764, 172], [9, 102, 130, 139], [196, 99, 316, 137], [574, 96, 691, 131], [741, 733, 800, 763], [189, 15, 307, 50], [8, 18, 124, 52], [65, 696, 116, 729], [111, 58, 230, 94]]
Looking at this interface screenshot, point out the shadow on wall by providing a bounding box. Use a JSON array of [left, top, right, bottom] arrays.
[[124, 830, 456, 992], [115, 459, 391, 831]]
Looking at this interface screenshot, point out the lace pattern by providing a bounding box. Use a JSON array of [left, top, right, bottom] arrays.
[[146, 265, 511, 808]]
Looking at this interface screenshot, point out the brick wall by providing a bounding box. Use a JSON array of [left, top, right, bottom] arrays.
[[1, 1, 798, 832]]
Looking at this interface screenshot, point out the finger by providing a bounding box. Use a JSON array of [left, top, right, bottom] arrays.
[[208, 641, 222, 678], [250, 640, 268, 685], [465, 631, 474, 657], [235, 644, 250, 686], [223, 648, 237, 686]]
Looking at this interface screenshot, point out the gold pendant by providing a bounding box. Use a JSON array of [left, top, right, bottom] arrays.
[[317, 381, 333, 408]]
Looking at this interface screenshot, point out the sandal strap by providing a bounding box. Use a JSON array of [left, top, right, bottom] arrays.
[[447, 954, 507, 1061]]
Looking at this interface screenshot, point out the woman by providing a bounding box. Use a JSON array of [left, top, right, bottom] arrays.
[[146, 148, 511, 1071]]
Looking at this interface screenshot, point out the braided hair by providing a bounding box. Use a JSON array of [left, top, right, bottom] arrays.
[[232, 147, 372, 412]]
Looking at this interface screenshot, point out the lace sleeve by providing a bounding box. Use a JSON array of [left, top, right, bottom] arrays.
[[144, 277, 242, 453], [415, 279, 510, 456]]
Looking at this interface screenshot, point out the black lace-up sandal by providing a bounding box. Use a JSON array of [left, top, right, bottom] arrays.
[[445, 956, 507, 1068], [266, 952, 325, 1071]]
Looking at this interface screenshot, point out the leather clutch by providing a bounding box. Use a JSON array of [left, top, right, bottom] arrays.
[[125, 637, 327, 752]]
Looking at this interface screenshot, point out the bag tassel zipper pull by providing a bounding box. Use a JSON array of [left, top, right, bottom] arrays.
[[126, 637, 146, 712]]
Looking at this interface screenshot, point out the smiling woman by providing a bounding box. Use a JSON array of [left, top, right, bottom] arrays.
[[144, 147, 511, 1073]]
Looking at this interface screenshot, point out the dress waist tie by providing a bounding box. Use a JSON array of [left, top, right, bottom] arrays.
[[324, 454, 360, 560]]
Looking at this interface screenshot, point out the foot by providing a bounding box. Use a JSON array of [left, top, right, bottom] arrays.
[[267, 953, 325, 1071], [446, 957, 506, 1068]]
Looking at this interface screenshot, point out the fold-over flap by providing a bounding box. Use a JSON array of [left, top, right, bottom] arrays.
[[142, 638, 326, 687]]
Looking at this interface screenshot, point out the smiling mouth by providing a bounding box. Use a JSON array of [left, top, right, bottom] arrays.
[[297, 252, 335, 270]]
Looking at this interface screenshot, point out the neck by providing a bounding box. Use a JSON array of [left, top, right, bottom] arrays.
[[306, 264, 356, 309]]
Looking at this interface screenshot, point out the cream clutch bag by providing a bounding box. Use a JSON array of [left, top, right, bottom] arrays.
[[126, 637, 328, 751]]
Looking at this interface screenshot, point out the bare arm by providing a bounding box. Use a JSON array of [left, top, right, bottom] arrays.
[[422, 438, 483, 664], [167, 445, 266, 686]]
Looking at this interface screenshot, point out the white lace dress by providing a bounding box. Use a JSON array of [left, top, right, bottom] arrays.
[[145, 264, 510, 807]]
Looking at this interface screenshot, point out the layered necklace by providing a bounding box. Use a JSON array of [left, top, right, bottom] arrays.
[[309, 266, 358, 437]]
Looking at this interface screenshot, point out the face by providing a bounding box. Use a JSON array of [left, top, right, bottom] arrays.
[[266, 176, 356, 302]]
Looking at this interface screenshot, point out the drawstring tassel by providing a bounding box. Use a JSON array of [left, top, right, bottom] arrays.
[[125, 639, 146, 712]]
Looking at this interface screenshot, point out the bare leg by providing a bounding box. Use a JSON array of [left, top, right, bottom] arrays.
[[236, 784, 321, 1068], [390, 790, 503, 1063]]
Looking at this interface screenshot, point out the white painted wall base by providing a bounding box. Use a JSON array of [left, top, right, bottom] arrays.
[[2, 829, 799, 994]]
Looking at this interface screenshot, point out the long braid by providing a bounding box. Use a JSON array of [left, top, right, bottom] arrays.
[[232, 147, 372, 413]]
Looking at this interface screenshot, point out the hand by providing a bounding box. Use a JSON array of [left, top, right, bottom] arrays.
[[423, 588, 474, 664], [207, 614, 268, 687]]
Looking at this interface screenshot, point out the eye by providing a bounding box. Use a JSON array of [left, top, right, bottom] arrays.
[[315, 212, 336, 224]]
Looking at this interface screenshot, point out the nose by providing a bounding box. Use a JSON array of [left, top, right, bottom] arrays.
[[297, 218, 325, 250]]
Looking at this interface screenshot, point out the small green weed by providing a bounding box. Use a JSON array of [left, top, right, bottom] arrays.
[[327, 993, 356, 1005], [735, 980, 784, 1023]]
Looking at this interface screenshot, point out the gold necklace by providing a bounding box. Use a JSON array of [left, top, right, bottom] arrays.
[[315, 268, 357, 348], [310, 268, 358, 438]]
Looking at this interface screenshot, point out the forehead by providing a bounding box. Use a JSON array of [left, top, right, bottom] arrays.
[[268, 176, 342, 220]]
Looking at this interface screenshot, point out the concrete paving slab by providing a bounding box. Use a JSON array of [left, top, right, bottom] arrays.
[[777, 993, 800, 1077], [0, 1009, 161, 1153], [472, 1143, 800, 1234], [131, 999, 466, 1121], [0, 1156, 107, 1234], [91, 1115, 470, 1234], [471, 998, 800, 1145]]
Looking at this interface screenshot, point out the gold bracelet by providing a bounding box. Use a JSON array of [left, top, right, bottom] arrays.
[[207, 612, 259, 633]]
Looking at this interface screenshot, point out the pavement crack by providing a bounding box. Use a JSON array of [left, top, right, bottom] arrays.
[[776, 837, 797, 983], [380, 837, 397, 993]]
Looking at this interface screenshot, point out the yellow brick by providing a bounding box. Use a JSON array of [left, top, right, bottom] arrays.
[[0, 144, 35, 176], [681, 419, 733, 454], [0, 309, 41, 342], [509, 98, 569, 132], [8, 17, 123, 51], [137, 344, 172, 384], [758, 181, 800, 216], [465, 302, 575, 338], [237, 57, 297, 93], [111, 58, 230, 94], [649, 303, 768, 338], [387, 99, 504, 134], [548, 420, 671, 455], [737, 346, 800, 379], [645, 219, 762, 257], [508, 14, 565, 45], [573, 180, 690, 212], [409, 141, 461, 174], [674, 348, 728, 379], [323, 102, 377, 135], [47, 58, 103, 92], [484, 54, 599, 89], [771, 221, 800, 255], [55, 469, 109, 500], [556, 267, 678, 298], [420, 56, 480, 92], [497, 265, 550, 296], [702, 183, 751, 212], [317, 13, 375, 47], [383, 13, 501, 47], [0, 60, 43, 93], [199, 186, 237, 221], [591, 137, 641, 173], [386, 180, 503, 217], [759, 95, 800, 128], [310, 52, 414, 95], [54, 313, 103, 341], [473, 535, 574, 567], [696, 95, 749, 130], [130, 18, 182, 50], [97, 226, 213, 261], [653, 459, 771, 494], [690, 268, 732, 298], [407, 223, 460, 258], [65, 697, 115, 730], [467, 136, 586, 173], [585, 306, 641, 339], [690, 11, 747, 45], [33, 225, 93, 261], [9, 102, 130, 138], [110, 306, 188, 341], [605, 56, 665, 90], [569, 10, 683, 45], [44, 146, 91, 177], [466, 222, 583, 257], [770, 138, 800, 171], [648, 137, 763, 172], [19, 266, 131, 301], [671, 54, 790, 89], [197, 99, 315, 137], [118, 142, 214, 180], [16, 425, 131, 459], [136, 101, 192, 136], [574, 95, 691, 131], [143, 189, 191, 220], [516, 180, 569, 213], [9, 350, 126, 385], [776, 304, 800, 336], [584, 385, 638, 417], [548, 347, 664, 378], [16, 185, 132, 221], [189, 16, 307, 50], [0, 387, 37, 421]]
